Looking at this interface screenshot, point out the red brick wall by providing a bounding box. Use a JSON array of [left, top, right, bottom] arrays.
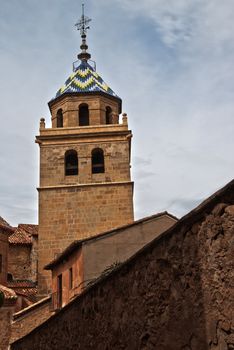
[[11, 188, 234, 350]]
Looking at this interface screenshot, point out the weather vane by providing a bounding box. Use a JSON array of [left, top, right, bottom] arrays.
[[75, 4, 91, 36]]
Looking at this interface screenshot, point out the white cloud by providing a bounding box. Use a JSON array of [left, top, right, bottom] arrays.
[[0, 1, 233, 224]]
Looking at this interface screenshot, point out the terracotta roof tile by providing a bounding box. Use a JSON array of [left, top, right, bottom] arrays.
[[18, 224, 38, 236], [0, 216, 14, 234], [0, 284, 17, 303], [7, 280, 38, 302], [7, 280, 36, 288], [0, 216, 10, 227], [13, 288, 38, 302], [9, 224, 38, 245]]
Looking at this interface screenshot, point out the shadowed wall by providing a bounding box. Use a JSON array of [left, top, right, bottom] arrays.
[[12, 181, 234, 350]]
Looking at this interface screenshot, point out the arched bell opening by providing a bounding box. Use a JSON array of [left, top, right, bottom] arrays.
[[79, 104, 89, 126], [65, 150, 78, 176], [56, 109, 63, 128], [105, 106, 112, 124], [92, 148, 105, 174]]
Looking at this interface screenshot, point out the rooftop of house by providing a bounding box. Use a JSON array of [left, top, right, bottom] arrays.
[[7, 280, 38, 302], [0, 216, 10, 227], [44, 211, 178, 270], [9, 224, 38, 245], [0, 216, 14, 234], [0, 284, 17, 304]]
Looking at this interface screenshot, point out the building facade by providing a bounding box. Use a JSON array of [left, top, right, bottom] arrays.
[[45, 212, 177, 310], [11, 180, 234, 350]]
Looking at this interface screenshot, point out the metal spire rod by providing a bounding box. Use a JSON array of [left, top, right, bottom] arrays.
[[75, 3, 91, 36], [75, 4, 92, 62]]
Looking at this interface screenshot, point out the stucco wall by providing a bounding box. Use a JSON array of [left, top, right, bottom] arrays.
[[83, 214, 177, 284], [11, 188, 234, 350], [51, 249, 84, 308]]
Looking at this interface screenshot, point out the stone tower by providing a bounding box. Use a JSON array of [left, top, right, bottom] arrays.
[[37, 11, 134, 294]]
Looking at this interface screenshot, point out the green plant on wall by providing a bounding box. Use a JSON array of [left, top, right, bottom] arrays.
[[0, 290, 4, 307]]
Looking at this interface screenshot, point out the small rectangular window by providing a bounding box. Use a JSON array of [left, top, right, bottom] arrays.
[[0, 254, 2, 273], [57, 274, 62, 308], [69, 267, 73, 290]]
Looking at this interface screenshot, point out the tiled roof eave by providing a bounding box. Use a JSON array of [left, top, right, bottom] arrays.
[[48, 90, 122, 114], [9, 242, 32, 245], [0, 224, 14, 234]]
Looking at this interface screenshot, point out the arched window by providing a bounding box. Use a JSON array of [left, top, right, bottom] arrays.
[[105, 106, 112, 124], [92, 148, 105, 174], [65, 150, 78, 176], [57, 109, 63, 128], [79, 104, 89, 126]]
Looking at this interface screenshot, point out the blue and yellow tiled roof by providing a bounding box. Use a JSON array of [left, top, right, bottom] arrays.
[[53, 61, 119, 100]]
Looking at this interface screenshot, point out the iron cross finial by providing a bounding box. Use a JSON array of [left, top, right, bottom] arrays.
[[75, 4, 91, 36]]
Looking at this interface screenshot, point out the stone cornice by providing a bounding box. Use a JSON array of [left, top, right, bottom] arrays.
[[37, 181, 134, 191]]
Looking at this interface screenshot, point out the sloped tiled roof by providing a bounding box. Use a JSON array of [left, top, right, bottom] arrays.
[[7, 280, 38, 302], [0, 284, 17, 304], [7, 280, 36, 288], [0, 216, 10, 227], [18, 224, 38, 236], [52, 61, 119, 101], [0, 215, 14, 234], [9, 224, 38, 245]]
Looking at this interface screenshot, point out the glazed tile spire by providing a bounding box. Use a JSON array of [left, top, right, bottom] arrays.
[[75, 4, 91, 62], [50, 5, 120, 102]]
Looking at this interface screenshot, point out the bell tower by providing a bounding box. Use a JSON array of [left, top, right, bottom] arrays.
[[37, 7, 134, 294]]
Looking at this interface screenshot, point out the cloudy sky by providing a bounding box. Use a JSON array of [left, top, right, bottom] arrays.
[[0, 0, 233, 225]]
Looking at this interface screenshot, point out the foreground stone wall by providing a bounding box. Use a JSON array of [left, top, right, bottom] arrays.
[[10, 297, 52, 344], [0, 307, 13, 350], [12, 184, 234, 350]]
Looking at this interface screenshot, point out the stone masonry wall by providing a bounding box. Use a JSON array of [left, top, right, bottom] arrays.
[[50, 94, 120, 128], [38, 182, 133, 294], [10, 298, 52, 345], [0, 307, 14, 350], [8, 245, 31, 280], [39, 140, 131, 187], [30, 236, 38, 282], [0, 231, 8, 284], [12, 185, 234, 350]]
